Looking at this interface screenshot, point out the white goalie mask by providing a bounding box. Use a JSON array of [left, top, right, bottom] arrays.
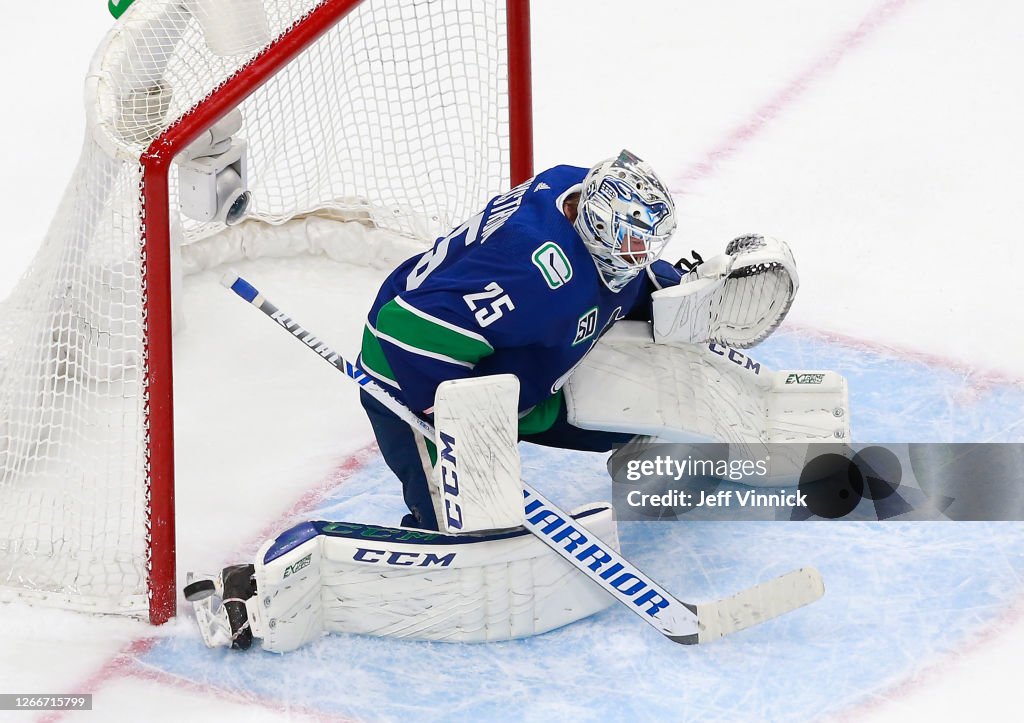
[[574, 149, 677, 291]]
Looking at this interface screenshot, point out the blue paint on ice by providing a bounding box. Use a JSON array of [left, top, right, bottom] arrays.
[[143, 331, 1024, 721]]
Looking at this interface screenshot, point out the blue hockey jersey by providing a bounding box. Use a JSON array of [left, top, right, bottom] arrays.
[[358, 165, 680, 433]]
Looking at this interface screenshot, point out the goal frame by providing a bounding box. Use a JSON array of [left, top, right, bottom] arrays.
[[140, 0, 534, 624]]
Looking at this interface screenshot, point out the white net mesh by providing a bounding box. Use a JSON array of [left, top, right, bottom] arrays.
[[0, 0, 513, 617]]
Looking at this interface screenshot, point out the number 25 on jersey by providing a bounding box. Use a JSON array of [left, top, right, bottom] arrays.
[[463, 283, 515, 327]]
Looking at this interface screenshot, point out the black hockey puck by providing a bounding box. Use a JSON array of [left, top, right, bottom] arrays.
[[183, 578, 216, 602]]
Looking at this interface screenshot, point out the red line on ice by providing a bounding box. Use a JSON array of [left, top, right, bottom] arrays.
[[827, 595, 1024, 722], [123, 663, 357, 723], [671, 0, 916, 193], [41, 443, 377, 723], [780, 324, 1024, 390], [229, 441, 381, 562], [44, 2, 998, 719], [37, 638, 157, 723], [662, 0, 1024, 714]]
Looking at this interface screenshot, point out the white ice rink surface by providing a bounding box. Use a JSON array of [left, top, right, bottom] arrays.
[[2, 1, 1024, 721]]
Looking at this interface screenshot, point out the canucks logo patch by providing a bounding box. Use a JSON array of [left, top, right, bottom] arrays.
[[574, 307, 599, 345], [532, 242, 573, 289]]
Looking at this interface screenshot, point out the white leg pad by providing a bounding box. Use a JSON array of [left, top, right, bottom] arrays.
[[432, 374, 524, 533], [564, 322, 849, 480], [251, 504, 618, 652]]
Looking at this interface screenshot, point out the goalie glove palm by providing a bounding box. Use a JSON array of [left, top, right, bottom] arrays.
[[651, 234, 798, 348]]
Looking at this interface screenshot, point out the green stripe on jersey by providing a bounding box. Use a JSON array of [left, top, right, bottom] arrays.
[[376, 298, 493, 365], [360, 325, 398, 383], [425, 436, 438, 467], [517, 390, 564, 436]]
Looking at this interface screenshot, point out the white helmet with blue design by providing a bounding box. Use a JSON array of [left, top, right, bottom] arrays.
[[574, 149, 677, 291]]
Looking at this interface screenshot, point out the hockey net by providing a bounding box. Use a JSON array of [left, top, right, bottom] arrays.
[[0, 0, 530, 623]]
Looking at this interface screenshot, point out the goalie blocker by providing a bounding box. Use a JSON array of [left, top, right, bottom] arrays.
[[431, 374, 525, 534]]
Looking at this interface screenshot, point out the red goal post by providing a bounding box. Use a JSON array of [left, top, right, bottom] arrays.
[[0, 0, 533, 624]]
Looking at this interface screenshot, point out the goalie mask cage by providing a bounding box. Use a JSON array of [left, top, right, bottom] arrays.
[[0, 0, 532, 624]]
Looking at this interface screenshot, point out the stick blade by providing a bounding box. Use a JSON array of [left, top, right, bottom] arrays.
[[695, 567, 824, 643]]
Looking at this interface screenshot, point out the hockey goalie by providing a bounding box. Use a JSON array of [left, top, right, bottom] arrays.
[[189, 151, 840, 652]]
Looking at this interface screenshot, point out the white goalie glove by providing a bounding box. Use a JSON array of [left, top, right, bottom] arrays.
[[651, 234, 798, 348]]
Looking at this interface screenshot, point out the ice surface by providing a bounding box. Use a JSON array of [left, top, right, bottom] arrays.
[[2, 0, 1023, 721], [143, 453, 1024, 722]]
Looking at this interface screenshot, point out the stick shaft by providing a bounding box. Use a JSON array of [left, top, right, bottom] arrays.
[[223, 272, 821, 643], [223, 273, 434, 438]]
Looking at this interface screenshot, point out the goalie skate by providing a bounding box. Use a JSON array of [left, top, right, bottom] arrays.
[[184, 565, 257, 650]]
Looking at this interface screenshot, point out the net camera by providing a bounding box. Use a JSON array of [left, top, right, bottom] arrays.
[[178, 108, 251, 226]]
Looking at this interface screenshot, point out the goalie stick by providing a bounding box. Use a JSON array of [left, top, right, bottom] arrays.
[[221, 271, 824, 644]]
